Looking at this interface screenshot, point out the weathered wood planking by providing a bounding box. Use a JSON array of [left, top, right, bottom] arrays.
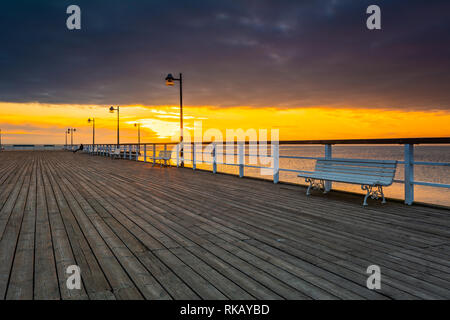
[[0, 151, 448, 300]]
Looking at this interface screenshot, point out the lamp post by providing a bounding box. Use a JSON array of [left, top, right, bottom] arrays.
[[109, 106, 120, 146], [67, 128, 76, 150], [0, 129, 2, 151], [134, 122, 141, 152], [88, 118, 95, 146], [65, 130, 68, 150], [165, 73, 183, 166]]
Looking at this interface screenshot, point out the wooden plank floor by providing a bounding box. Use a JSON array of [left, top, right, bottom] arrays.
[[0, 151, 449, 300]]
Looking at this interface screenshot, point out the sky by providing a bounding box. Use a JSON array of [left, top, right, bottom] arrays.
[[0, 0, 449, 144]]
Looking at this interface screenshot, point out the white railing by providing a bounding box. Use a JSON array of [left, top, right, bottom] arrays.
[[83, 138, 450, 206]]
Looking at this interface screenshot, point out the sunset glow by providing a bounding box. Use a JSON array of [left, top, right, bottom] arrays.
[[1, 102, 449, 144]]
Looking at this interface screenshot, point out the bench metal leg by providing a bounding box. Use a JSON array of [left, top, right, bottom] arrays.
[[379, 186, 386, 204], [361, 185, 386, 206], [363, 187, 370, 206], [306, 178, 313, 196], [305, 178, 325, 196]]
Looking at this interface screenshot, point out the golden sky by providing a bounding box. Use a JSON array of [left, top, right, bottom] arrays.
[[1, 102, 449, 144]]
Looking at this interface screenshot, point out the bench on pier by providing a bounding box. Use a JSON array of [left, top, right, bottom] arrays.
[[109, 148, 121, 159], [297, 158, 397, 206], [153, 150, 172, 167]]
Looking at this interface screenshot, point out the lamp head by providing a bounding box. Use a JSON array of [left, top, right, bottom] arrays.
[[88, 118, 92, 123], [165, 73, 175, 86], [109, 106, 115, 113]]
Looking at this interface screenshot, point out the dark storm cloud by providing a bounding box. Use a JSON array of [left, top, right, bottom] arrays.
[[0, 0, 449, 110]]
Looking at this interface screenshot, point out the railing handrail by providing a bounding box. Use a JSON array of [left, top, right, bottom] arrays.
[[84, 137, 450, 146]]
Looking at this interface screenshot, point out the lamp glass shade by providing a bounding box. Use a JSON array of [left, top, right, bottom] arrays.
[[165, 73, 175, 86]]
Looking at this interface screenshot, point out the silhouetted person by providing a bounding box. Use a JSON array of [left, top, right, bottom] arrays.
[[73, 144, 84, 153]]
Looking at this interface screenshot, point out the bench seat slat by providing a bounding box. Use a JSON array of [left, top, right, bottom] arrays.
[[317, 160, 396, 169], [298, 172, 394, 186], [307, 169, 395, 179], [319, 158, 397, 164], [315, 164, 396, 174]]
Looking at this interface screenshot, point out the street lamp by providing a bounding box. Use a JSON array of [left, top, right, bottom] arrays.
[[165, 73, 183, 166], [88, 118, 95, 146], [109, 106, 120, 146], [67, 128, 76, 150], [134, 122, 141, 152], [65, 130, 68, 150], [0, 129, 2, 151]]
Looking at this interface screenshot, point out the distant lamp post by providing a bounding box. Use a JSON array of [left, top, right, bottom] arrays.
[[67, 128, 76, 150], [0, 129, 2, 151], [134, 122, 141, 152], [165, 73, 183, 166], [88, 118, 95, 146], [65, 130, 68, 150], [109, 106, 120, 146]]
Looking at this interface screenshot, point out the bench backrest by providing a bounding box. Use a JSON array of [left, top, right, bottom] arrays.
[[158, 150, 172, 159], [315, 158, 397, 185]]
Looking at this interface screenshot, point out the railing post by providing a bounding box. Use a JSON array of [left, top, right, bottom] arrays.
[[136, 145, 139, 161], [325, 144, 332, 192], [144, 145, 147, 162], [192, 143, 196, 170], [164, 144, 168, 167], [238, 142, 244, 178], [176, 144, 180, 167], [273, 142, 279, 184], [129, 145, 132, 160], [153, 144, 156, 164], [405, 144, 414, 205], [213, 143, 217, 174]]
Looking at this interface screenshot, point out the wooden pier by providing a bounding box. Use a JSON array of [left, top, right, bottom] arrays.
[[0, 151, 449, 299]]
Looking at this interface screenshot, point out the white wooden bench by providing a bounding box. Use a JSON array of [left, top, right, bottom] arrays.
[[153, 150, 172, 167], [297, 158, 397, 206], [110, 148, 121, 159]]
